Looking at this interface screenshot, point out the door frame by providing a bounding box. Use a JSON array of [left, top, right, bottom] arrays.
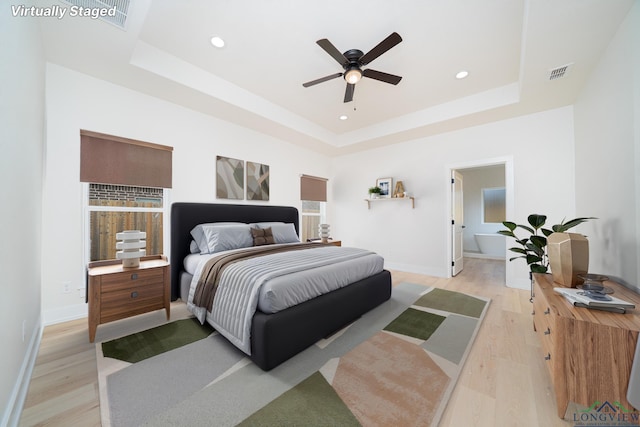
[[444, 156, 514, 279]]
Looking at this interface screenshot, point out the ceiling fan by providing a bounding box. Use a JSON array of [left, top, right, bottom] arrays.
[[302, 32, 403, 103]]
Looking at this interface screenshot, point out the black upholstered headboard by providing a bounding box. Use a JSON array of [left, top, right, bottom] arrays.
[[169, 202, 299, 300]]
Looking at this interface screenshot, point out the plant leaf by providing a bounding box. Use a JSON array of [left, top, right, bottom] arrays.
[[530, 235, 547, 248], [554, 217, 596, 232], [528, 214, 547, 229], [530, 264, 548, 273], [526, 254, 543, 264], [516, 224, 534, 234], [497, 230, 515, 238], [502, 221, 517, 231], [541, 228, 554, 237], [508, 247, 527, 255]]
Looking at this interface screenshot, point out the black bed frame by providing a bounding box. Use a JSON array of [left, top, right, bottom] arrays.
[[170, 202, 392, 370]]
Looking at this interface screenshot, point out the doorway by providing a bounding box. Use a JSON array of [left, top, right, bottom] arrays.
[[447, 157, 513, 279]]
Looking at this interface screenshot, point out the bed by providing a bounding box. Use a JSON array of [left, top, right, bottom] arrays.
[[170, 202, 392, 370]]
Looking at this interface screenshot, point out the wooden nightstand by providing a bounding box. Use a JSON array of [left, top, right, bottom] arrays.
[[87, 255, 170, 342]]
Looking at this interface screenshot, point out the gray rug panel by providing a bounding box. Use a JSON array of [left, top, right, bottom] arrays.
[[108, 333, 245, 427], [141, 283, 426, 426], [421, 313, 479, 364]]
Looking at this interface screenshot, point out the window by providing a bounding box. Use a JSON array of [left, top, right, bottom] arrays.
[[301, 200, 326, 242], [300, 175, 328, 242], [80, 130, 173, 262], [86, 184, 167, 261], [482, 187, 506, 223]]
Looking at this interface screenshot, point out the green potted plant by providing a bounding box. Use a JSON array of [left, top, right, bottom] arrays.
[[368, 186, 382, 199], [498, 214, 594, 274]]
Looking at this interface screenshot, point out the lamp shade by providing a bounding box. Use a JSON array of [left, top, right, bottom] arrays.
[[116, 230, 146, 268]]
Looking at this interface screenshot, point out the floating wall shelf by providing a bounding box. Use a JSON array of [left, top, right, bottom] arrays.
[[365, 196, 415, 209]]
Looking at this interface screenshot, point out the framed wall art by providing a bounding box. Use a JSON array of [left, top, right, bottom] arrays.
[[376, 177, 393, 198], [216, 156, 244, 199], [246, 161, 270, 201]]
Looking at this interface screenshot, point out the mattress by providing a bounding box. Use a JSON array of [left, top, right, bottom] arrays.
[[185, 244, 384, 314]]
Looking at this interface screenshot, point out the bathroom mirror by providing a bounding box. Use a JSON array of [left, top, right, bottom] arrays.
[[482, 187, 506, 223]]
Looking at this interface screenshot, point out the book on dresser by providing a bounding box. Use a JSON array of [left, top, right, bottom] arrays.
[[554, 287, 636, 310]]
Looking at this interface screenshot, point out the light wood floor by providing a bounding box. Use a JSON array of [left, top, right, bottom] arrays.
[[19, 258, 571, 426]]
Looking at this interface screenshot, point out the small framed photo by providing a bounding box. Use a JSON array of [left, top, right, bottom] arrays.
[[376, 177, 393, 198]]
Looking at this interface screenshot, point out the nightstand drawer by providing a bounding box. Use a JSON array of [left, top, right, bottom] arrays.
[[100, 268, 164, 293], [100, 282, 165, 323]]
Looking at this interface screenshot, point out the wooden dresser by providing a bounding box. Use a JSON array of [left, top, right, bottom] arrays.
[[532, 273, 640, 418], [87, 255, 170, 342]]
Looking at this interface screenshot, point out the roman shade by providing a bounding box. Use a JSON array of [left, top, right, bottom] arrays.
[[80, 130, 173, 188], [300, 174, 327, 202]]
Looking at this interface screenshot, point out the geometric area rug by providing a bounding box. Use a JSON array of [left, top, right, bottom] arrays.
[[96, 283, 490, 427]]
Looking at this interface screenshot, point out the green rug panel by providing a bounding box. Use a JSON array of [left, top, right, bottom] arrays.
[[102, 318, 215, 363], [237, 371, 361, 427], [383, 307, 446, 341], [415, 288, 487, 318]]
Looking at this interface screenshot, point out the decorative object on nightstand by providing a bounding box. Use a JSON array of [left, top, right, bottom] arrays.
[[116, 230, 146, 268], [87, 255, 170, 342], [318, 224, 330, 243]]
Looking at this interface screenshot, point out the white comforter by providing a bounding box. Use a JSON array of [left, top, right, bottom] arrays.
[[186, 244, 384, 355]]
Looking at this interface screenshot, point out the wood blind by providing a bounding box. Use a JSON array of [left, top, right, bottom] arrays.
[[300, 175, 327, 202], [80, 130, 173, 188]]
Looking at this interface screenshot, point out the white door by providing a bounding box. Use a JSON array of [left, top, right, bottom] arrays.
[[452, 170, 464, 276]]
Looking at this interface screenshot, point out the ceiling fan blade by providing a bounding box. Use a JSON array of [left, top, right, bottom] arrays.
[[362, 69, 402, 85], [316, 39, 349, 67], [359, 32, 402, 66], [344, 83, 355, 103], [302, 72, 343, 87]]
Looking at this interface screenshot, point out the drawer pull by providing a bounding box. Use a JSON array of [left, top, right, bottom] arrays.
[[544, 327, 551, 335], [544, 308, 550, 315], [131, 291, 138, 299], [131, 273, 138, 280], [544, 353, 551, 361], [531, 310, 535, 316]]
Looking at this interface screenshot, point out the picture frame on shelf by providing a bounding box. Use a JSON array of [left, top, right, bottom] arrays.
[[376, 177, 393, 198]]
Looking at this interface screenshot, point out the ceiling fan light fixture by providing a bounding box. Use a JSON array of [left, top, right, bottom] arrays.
[[344, 67, 362, 84]]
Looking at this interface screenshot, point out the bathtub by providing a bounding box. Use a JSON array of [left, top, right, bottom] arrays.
[[473, 233, 506, 259]]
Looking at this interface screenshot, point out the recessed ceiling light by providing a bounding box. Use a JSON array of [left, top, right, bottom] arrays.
[[456, 70, 469, 79], [339, 115, 348, 121], [210, 36, 225, 48]]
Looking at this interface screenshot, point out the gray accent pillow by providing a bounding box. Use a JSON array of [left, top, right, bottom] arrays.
[[190, 222, 246, 253]]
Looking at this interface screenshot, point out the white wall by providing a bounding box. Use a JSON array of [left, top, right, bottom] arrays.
[[0, 12, 45, 426], [574, 2, 640, 290], [459, 165, 505, 254], [333, 106, 577, 289], [42, 64, 332, 323]]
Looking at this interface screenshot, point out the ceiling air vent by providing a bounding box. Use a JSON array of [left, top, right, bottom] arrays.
[[62, 0, 130, 29], [548, 63, 574, 81]]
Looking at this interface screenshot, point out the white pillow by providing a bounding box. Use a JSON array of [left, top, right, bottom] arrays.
[[190, 222, 248, 253], [189, 240, 200, 254], [253, 222, 299, 244], [202, 224, 253, 254]]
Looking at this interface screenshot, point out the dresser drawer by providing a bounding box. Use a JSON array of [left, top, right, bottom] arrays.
[[100, 268, 164, 293]]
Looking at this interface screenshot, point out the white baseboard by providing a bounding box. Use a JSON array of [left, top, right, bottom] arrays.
[[2, 315, 42, 427], [43, 303, 87, 326], [464, 251, 506, 261], [384, 261, 447, 278]]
